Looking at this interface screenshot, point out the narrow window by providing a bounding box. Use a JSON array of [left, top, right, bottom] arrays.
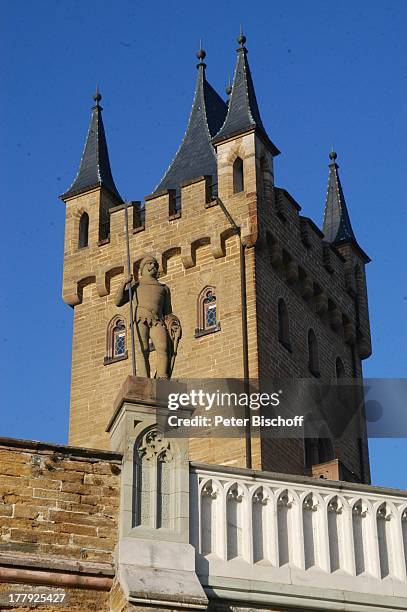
[[78, 212, 89, 248], [104, 317, 127, 364], [308, 329, 320, 377], [336, 357, 345, 379], [233, 157, 244, 193], [278, 299, 291, 350], [113, 320, 126, 357], [196, 287, 220, 336], [204, 291, 217, 328], [133, 201, 146, 230]]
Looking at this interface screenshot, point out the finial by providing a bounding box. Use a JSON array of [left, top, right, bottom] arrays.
[[329, 146, 337, 161], [93, 85, 102, 106], [196, 39, 206, 63], [237, 25, 246, 47], [225, 75, 232, 96]]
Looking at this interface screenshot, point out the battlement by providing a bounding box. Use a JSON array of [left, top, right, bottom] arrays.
[[62, 175, 253, 306]]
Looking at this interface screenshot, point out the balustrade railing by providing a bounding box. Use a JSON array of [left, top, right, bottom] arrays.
[[190, 464, 407, 598]]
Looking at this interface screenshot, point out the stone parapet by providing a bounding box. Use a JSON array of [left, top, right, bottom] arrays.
[[190, 462, 407, 610]]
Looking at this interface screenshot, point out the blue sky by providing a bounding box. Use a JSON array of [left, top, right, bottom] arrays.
[[1, 1, 406, 488]]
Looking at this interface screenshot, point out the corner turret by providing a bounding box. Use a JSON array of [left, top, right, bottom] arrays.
[[322, 150, 371, 359], [60, 90, 122, 247]]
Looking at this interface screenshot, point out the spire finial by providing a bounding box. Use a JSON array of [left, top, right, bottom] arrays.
[[93, 85, 102, 106], [237, 25, 246, 47], [196, 40, 206, 66], [329, 146, 337, 162], [225, 75, 232, 96]]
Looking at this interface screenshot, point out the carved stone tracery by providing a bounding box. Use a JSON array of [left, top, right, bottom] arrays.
[[137, 429, 173, 463]]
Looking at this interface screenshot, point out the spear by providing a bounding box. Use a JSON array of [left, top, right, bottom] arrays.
[[124, 202, 137, 376]]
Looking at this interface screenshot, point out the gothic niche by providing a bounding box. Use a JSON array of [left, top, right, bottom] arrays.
[[133, 428, 174, 530]]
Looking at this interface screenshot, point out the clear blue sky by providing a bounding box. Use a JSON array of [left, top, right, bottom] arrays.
[[1, 1, 406, 488]]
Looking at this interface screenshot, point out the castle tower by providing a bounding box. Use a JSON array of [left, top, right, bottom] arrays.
[[61, 37, 372, 483]]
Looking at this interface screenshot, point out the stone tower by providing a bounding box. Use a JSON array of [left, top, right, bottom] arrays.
[[61, 36, 371, 483]]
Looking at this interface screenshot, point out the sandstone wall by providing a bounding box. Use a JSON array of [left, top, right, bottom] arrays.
[[0, 438, 121, 611]]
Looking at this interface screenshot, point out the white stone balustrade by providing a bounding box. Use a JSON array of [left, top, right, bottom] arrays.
[[190, 463, 407, 609]]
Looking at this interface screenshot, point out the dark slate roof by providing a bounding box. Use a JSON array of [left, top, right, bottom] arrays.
[[212, 41, 280, 156], [322, 151, 370, 261], [61, 93, 122, 202], [155, 59, 227, 193]]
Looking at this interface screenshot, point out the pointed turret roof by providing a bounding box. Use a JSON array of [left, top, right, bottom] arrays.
[[213, 31, 280, 156], [61, 90, 122, 202], [322, 150, 370, 262], [155, 48, 227, 193]]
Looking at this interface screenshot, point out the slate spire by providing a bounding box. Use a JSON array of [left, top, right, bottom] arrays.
[[155, 47, 227, 193], [323, 150, 357, 243], [322, 150, 370, 261], [213, 31, 280, 155], [61, 89, 122, 202]]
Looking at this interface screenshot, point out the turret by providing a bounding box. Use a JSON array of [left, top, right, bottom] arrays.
[[60, 89, 122, 253], [212, 30, 280, 243], [322, 150, 371, 359]]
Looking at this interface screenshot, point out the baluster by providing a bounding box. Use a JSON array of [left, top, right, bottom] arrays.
[[391, 506, 407, 582], [292, 491, 305, 569], [219, 482, 228, 561], [268, 490, 279, 567], [343, 498, 356, 575]]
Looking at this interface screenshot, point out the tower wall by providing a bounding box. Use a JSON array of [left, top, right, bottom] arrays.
[[254, 182, 370, 481], [62, 134, 371, 481]]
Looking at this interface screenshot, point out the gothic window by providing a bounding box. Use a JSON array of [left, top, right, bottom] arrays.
[[104, 316, 127, 364], [195, 287, 220, 337], [308, 329, 320, 377], [204, 292, 217, 327], [233, 157, 244, 193], [278, 299, 291, 350], [133, 428, 174, 529], [113, 321, 126, 357], [78, 212, 89, 248]]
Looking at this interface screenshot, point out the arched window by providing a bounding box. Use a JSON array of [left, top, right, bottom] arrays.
[[195, 287, 220, 337], [308, 329, 320, 377], [104, 317, 127, 364], [233, 157, 244, 193], [278, 299, 291, 350], [78, 212, 89, 248], [335, 357, 345, 379]]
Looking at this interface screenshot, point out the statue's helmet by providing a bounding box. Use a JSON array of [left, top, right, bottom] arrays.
[[139, 255, 159, 275]]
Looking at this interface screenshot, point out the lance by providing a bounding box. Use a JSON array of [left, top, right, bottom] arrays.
[[124, 202, 137, 376]]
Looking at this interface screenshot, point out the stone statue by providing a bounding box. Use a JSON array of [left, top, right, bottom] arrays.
[[115, 256, 181, 378]]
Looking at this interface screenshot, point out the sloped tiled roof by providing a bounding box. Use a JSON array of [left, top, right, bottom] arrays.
[[322, 151, 369, 262], [61, 92, 122, 202], [155, 55, 227, 193], [213, 35, 280, 156]]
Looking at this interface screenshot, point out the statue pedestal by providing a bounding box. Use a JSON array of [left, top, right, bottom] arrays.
[[107, 375, 207, 610]]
